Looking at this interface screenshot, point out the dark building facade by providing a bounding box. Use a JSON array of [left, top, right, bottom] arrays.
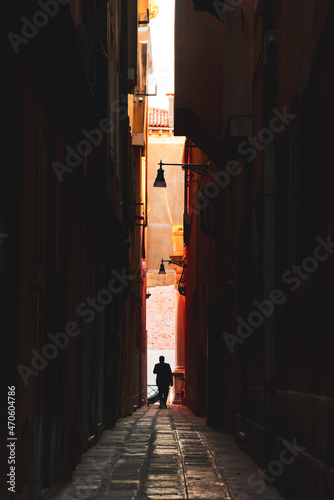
[[2, 1, 334, 499], [175, 0, 334, 498], [1, 1, 148, 499]]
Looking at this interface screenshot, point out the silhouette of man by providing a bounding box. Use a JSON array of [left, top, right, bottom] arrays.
[[153, 355, 173, 409]]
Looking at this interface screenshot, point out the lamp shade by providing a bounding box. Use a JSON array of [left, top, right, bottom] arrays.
[[158, 261, 166, 274], [153, 166, 166, 187]]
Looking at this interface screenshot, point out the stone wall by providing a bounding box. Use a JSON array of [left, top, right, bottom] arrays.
[[147, 285, 176, 350]]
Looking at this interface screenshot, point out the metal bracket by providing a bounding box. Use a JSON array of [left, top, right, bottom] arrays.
[[138, 8, 150, 24], [157, 160, 213, 177], [161, 259, 187, 268], [135, 85, 157, 97]]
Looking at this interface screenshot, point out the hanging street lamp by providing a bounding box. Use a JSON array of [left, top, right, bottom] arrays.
[[153, 159, 212, 187]]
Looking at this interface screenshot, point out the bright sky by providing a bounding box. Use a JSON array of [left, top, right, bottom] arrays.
[[148, 0, 175, 110]]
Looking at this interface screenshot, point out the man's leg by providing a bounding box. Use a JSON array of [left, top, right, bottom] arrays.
[[158, 386, 163, 408], [162, 385, 169, 408], [165, 386, 169, 407]]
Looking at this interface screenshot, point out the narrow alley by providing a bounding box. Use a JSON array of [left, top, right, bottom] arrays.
[[54, 405, 283, 500], [2, 1, 334, 499]]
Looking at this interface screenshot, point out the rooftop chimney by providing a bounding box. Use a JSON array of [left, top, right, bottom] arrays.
[[167, 94, 174, 128]]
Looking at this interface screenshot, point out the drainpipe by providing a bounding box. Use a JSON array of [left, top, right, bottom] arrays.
[[262, 0, 277, 469], [183, 140, 189, 246], [121, 0, 129, 228]]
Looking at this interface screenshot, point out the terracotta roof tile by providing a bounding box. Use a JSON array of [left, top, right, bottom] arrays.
[[148, 107, 169, 128]]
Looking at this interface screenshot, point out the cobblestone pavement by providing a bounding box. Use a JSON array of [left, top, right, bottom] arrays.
[[53, 405, 284, 500]]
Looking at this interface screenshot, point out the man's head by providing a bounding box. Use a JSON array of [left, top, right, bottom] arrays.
[[159, 355, 165, 363]]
